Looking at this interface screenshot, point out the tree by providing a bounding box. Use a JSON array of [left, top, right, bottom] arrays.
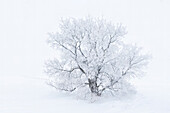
[[45, 17, 149, 97]]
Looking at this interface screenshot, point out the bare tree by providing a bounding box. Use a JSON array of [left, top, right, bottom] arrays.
[[45, 17, 149, 97]]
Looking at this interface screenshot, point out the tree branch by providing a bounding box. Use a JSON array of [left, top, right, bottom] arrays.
[[47, 82, 76, 92]]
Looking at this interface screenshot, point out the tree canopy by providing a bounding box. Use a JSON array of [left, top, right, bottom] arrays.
[[45, 17, 149, 97]]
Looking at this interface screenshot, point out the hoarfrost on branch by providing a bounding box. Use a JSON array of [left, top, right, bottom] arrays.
[[45, 17, 149, 97]]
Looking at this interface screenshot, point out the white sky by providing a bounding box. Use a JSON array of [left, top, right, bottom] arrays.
[[0, 0, 170, 91]]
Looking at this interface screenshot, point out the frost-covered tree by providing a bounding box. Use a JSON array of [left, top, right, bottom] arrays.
[[45, 17, 149, 97]]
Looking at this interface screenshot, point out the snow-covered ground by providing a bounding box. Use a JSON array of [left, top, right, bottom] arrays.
[[0, 75, 170, 113], [1, 0, 170, 113]]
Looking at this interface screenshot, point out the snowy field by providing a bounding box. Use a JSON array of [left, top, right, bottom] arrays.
[[0, 75, 170, 113], [1, 0, 170, 113]]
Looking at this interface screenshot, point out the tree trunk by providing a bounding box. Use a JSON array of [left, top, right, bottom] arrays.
[[88, 78, 101, 96]]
